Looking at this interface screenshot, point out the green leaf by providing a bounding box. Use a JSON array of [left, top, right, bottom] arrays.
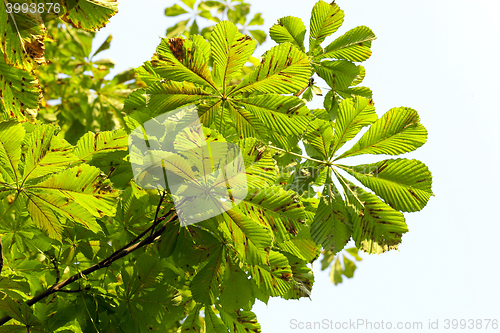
[[239, 186, 306, 243], [336, 107, 427, 160], [0, 120, 24, 183], [218, 307, 261, 333], [331, 96, 376, 155], [319, 26, 376, 62], [0, 53, 41, 121], [281, 253, 314, 299], [182, 0, 196, 9], [248, 13, 264, 26], [146, 81, 211, 117], [73, 129, 128, 164], [330, 256, 343, 285], [0, 298, 41, 328], [336, 173, 408, 254], [309, 1, 344, 53], [165, 4, 188, 16], [150, 36, 216, 90], [205, 306, 229, 333], [346, 247, 363, 261], [270, 16, 306, 51], [232, 95, 312, 139], [211, 21, 256, 90], [92, 34, 113, 58], [310, 176, 351, 254], [21, 125, 79, 182], [250, 250, 292, 297], [191, 245, 223, 305], [166, 19, 189, 38], [219, 256, 253, 311], [0, 4, 46, 70], [25, 164, 119, 237], [248, 30, 266, 45], [61, 0, 119, 32], [314, 60, 360, 91], [303, 119, 332, 159], [338, 158, 433, 212], [232, 43, 310, 95], [337, 86, 373, 100], [223, 208, 272, 266]]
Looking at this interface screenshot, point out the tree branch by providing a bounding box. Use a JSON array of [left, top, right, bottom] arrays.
[[0, 206, 178, 326]]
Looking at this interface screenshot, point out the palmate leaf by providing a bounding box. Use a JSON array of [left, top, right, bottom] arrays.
[[0, 52, 42, 121], [0, 121, 119, 240], [309, 1, 344, 54], [336, 172, 408, 254], [210, 21, 256, 90], [335, 107, 427, 160], [270, 16, 306, 51], [318, 26, 376, 62], [338, 158, 434, 212], [60, 0, 119, 32], [137, 21, 313, 148]]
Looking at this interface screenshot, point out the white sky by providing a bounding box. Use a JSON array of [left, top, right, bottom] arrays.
[[92, 1, 500, 331]]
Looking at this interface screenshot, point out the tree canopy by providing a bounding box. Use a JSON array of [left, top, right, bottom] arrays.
[[0, 0, 433, 331]]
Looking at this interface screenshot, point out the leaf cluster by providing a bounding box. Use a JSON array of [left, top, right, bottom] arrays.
[[0, 1, 434, 332]]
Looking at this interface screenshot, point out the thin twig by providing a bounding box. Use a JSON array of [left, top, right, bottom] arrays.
[[150, 191, 167, 238], [51, 257, 60, 284]]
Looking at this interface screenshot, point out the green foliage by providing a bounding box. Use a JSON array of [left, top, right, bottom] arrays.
[[165, 0, 267, 44], [270, 0, 376, 120], [0, 1, 433, 332]]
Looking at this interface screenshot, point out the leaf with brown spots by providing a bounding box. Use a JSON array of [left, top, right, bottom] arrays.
[[309, 1, 344, 53], [60, 0, 118, 32], [336, 173, 408, 254], [25, 163, 119, 235], [73, 128, 128, 164], [210, 21, 256, 91], [0, 50, 42, 121], [338, 158, 434, 212], [0, 4, 47, 71]]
